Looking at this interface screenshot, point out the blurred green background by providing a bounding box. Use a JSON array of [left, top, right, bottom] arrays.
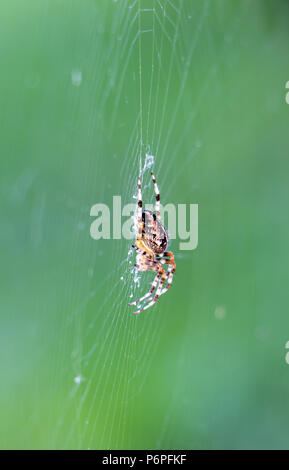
[[1, 0, 289, 449]]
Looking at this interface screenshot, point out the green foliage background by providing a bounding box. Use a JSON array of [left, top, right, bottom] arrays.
[[1, 0, 289, 449]]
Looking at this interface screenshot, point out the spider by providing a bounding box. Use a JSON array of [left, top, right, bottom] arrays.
[[129, 172, 176, 314]]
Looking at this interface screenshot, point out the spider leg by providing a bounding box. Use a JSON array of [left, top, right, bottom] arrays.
[[133, 266, 166, 314], [132, 242, 155, 269], [158, 251, 176, 295], [134, 258, 157, 271], [128, 270, 161, 306], [151, 172, 160, 219], [132, 244, 147, 268], [137, 177, 143, 236], [144, 266, 172, 302], [145, 252, 176, 301], [132, 244, 151, 258]]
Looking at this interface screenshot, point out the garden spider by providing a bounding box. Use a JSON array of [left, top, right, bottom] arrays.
[[129, 172, 176, 314]]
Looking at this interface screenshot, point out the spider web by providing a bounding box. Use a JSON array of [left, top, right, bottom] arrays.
[[5, 0, 260, 450], [47, 0, 251, 450]]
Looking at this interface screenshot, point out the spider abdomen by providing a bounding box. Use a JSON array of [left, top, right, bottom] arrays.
[[142, 210, 169, 254]]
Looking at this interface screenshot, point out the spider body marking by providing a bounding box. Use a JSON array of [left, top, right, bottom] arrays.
[[129, 172, 176, 314], [141, 209, 169, 255]]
